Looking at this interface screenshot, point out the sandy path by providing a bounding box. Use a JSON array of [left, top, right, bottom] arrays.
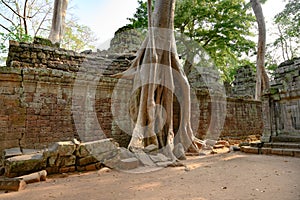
[[0, 152, 300, 200]]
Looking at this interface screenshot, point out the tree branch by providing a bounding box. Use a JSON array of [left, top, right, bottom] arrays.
[[0, 23, 12, 33], [1, 0, 25, 19], [0, 13, 16, 27], [34, 7, 52, 36]]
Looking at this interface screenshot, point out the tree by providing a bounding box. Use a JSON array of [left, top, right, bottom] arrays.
[[273, 0, 300, 61], [113, 0, 201, 158], [123, 0, 256, 84], [251, 0, 269, 100], [48, 0, 68, 43], [61, 19, 97, 52], [0, 0, 53, 40]]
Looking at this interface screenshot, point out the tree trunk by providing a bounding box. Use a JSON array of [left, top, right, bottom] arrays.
[[113, 0, 200, 159], [48, 0, 68, 44], [251, 0, 269, 100]]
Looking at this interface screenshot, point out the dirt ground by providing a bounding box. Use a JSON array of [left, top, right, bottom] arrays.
[[0, 152, 300, 200]]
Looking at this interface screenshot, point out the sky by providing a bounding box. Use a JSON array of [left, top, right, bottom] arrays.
[[70, 0, 286, 50]]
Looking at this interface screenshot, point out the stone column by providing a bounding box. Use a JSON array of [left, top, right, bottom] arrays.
[[261, 92, 272, 142]]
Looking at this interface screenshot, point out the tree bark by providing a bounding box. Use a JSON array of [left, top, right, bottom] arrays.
[[251, 0, 269, 100], [113, 0, 200, 158], [48, 0, 68, 44]]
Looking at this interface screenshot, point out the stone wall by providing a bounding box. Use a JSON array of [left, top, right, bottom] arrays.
[[0, 40, 133, 153], [231, 65, 256, 99], [262, 57, 300, 141], [0, 40, 263, 155]]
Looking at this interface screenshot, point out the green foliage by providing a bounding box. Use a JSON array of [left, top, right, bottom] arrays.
[[61, 20, 97, 52], [123, 0, 256, 83], [0, 25, 32, 63], [273, 0, 300, 60], [127, 0, 154, 29]]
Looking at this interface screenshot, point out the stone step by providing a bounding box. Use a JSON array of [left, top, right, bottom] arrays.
[[272, 135, 300, 143], [263, 142, 300, 149], [241, 146, 300, 158]]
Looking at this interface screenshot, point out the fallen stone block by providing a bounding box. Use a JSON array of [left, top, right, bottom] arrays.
[[5, 152, 46, 178], [97, 167, 111, 175], [135, 151, 155, 167], [117, 158, 140, 170], [156, 161, 174, 168], [119, 147, 135, 159], [45, 141, 76, 157], [77, 155, 98, 166], [149, 153, 170, 163], [18, 170, 47, 184], [3, 148, 23, 159], [0, 178, 26, 191], [79, 139, 119, 158], [102, 151, 121, 169]]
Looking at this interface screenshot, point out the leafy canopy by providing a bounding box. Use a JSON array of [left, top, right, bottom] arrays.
[[123, 0, 256, 83]]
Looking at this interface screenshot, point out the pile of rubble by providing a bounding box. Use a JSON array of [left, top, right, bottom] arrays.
[[0, 138, 238, 192]]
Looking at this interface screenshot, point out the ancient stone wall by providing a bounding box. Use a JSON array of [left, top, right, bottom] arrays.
[[262, 57, 300, 141], [0, 40, 133, 153], [0, 40, 263, 155], [231, 65, 256, 99]]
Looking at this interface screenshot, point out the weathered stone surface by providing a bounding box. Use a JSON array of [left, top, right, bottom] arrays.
[[5, 152, 46, 177], [77, 156, 98, 166], [144, 144, 158, 154], [119, 147, 135, 159], [156, 161, 174, 168], [134, 151, 155, 167], [0, 177, 27, 191], [241, 146, 259, 154], [118, 158, 140, 170], [3, 148, 23, 159], [97, 167, 111, 175], [149, 153, 170, 163], [80, 139, 119, 159]]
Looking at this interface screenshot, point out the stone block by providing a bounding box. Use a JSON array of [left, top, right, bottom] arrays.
[[0, 178, 27, 191], [79, 139, 119, 158], [118, 158, 139, 170], [241, 146, 259, 154], [3, 147, 23, 159], [59, 166, 76, 173], [134, 151, 155, 167], [282, 149, 294, 157], [294, 150, 300, 158], [156, 161, 174, 168], [44, 141, 76, 158], [271, 148, 283, 155], [261, 147, 272, 155], [45, 166, 59, 175], [84, 162, 103, 171], [77, 156, 98, 166], [149, 153, 170, 163], [5, 152, 46, 177], [119, 147, 135, 159]]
